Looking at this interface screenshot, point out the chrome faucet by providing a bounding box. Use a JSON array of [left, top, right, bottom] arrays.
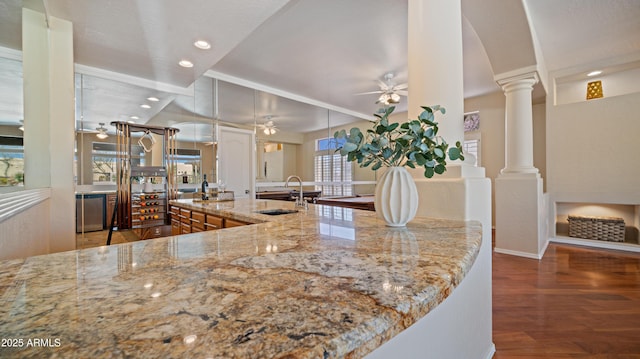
[[285, 175, 307, 208]]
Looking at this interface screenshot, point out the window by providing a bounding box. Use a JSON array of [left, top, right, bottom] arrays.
[[0, 55, 24, 189], [172, 148, 202, 184], [314, 137, 352, 197], [0, 136, 24, 187], [316, 137, 346, 152], [463, 133, 481, 167], [92, 142, 145, 184]]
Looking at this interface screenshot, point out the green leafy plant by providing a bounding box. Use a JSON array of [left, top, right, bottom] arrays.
[[334, 105, 464, 178]]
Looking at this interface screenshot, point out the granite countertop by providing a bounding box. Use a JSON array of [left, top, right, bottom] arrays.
[[0, 199, 482, 358]]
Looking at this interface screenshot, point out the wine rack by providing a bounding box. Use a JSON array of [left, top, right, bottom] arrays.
[[131, 192, 167, 229], [126, 166, 172, 240]]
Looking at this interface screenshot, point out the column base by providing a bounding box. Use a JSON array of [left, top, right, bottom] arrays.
[[500, 167, 540, 176], [495, 175, 547, 258]]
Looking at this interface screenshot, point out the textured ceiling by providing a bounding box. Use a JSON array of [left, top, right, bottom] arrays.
[[45, 0, 292, 87], [1, 0, 639, 137], [524, 0, 640, 71]]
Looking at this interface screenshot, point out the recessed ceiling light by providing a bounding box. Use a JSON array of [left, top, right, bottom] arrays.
[[130, 116, 140, 120], [179, 59, 194, 68], [587, 70, 602, 77], [194, 40, 211, 50], [147, 97, 159, 102], [140, 104, 151, 109]]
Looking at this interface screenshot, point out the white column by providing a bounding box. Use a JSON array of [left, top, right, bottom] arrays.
[[23, 7, 76, 253], [495, 71, 546, 258], [407, 2, 494, 357], [408, 0, 464, 146], [498, 72, 539, 175], [255, 139, 266, 181]]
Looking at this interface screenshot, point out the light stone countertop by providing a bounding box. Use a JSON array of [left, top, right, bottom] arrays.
[[0, 199, 482, 358]]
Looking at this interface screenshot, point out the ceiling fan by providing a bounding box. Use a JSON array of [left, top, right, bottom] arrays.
[[76, 122, 110, 138], [96, 123, 109, 139], [257, 116, 278, 135], [357, 72, 408, 105]]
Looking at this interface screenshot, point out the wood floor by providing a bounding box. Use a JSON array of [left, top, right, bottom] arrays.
[[75, 229, 140, 249], [76, 231, 640, 357], [493, 243, 640, 358]]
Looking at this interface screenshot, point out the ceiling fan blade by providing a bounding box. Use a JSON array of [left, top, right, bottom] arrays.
[[355, 90, 384, 95], [393, 83, 408, 90], [376, 79, 391, 91], [396, 90, 409, 96]]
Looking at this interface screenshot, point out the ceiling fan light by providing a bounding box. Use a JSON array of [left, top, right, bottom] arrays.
[[264, 128, 270, 135], [96, 122, 109, 139], [377, 93, 390, 105], [389, 93, 401, 103]]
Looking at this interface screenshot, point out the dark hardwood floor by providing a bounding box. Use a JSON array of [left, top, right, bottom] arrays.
[[492, 243, 640, 358]]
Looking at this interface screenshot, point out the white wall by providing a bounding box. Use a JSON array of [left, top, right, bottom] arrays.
[[547, 92, 640, 202], [0, 189, 51, 260], [556, 67, 640, 105], [0, 202, 51, 260]]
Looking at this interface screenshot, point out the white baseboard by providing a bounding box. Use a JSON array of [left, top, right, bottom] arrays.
[[550, 236, 640, 253], [493, 247, 543, 259], [484, 343, 496, 359]]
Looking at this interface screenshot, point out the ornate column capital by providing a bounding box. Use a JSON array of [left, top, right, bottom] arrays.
[[495, 69, 539, 89]]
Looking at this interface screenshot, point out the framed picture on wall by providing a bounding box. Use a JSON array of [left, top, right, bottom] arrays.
[[464, 111, 480, 132]]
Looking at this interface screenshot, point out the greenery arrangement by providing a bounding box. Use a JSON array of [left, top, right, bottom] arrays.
[[334, 105, 464, 178]]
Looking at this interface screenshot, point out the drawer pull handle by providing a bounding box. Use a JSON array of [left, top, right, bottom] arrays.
[[204, 223, 219, 229]]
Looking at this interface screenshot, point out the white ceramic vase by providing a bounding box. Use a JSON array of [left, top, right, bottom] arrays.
[[374, 166, 418, 227]]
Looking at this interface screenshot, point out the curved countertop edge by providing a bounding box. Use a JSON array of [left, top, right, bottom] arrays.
[[167, 199, 485, 358], [0, 199, 484, 359]]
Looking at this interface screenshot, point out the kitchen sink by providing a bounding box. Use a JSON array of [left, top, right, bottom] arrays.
[[255, 209, 299, 216]]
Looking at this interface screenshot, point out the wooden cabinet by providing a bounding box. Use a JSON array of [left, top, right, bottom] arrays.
[[168, 204, 250, 233], [181, 222, 191, 234], [169, 206, 181, 235], [205, 214, 223, 231], [106, 193, 117, 227], [190, 211, 205, 232], [225, 218, 250, 228], [179, 208, 191, 234]]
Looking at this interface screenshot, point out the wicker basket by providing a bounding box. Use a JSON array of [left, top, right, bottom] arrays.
[[568, 215, 625, 242]]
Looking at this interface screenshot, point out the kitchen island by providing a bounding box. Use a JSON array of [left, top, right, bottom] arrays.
[[0, 198, 491, 358]]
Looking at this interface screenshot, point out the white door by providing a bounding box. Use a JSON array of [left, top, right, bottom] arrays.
[[218, 126, 255, 199]]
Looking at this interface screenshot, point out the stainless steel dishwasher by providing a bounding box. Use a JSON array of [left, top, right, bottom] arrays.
[[76, 194, 105, 232]]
